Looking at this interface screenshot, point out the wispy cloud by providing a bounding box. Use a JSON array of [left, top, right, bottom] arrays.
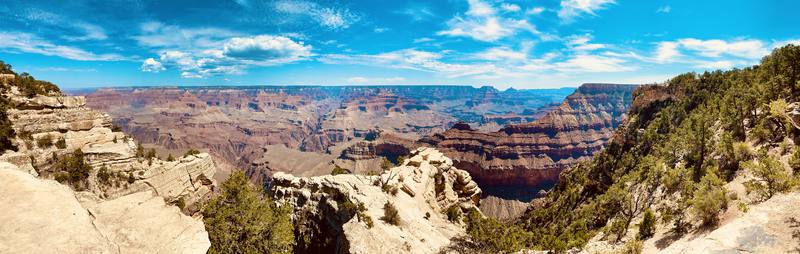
[[273, 0, 360, 30], [0, 32, 123, 61], [557, 0, 616, 23], [347, 76, 406, 84], [437, 0, 539, 42], [656, 6, 672, 14]]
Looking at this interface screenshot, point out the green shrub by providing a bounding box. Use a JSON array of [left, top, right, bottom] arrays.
[[638, 209, 656, 240], [742, 153, 794, 201], [53, 149, 93, 189], [146, 148, 156, 159], [97, 166, 111, 185], [36, 134, 53, 148], [111, 125, 123, 132], [382, 183, 398, 195], [166, 154, 175, 161], [136, 144, 145, 158], [55, 137, 67, 149], [331, 165, 347, 175], [127, 172, 135, 184], [0, 94, 16, 153], [203, 171, 294, 254], [619, 239, 643, 254], [689, 170, 729, 226], [446, 204, 462, 222], [184, 148, 201, 157], [381, 201, 400, 226], [464, 208, 529, 253], [789, 148, 800, 175]]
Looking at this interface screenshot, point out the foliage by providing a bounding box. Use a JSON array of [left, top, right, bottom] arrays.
[[0, 94, 16, 153], [464, 208, 531, 253], [166, 154, 175, 161], [36, 134, 53, 148], [331, 165, 347, 175], [55, 137, 67, 149], [469, 45, 800, 252], [742, 153, 795, 201], [135, 144, 145, 158], [203, 171, 294, 254], [97, 166, 111, 185], [53, 149, 93, 189], [446, 204, 462, 222], [689, 170, 729, 226], [381, 201, 400, 226], [10, 72, 61, 97], [618, 239, 643, 254], [638, 209, 656, 240], [184, 148, 201, 157], [381, 157, 392, 171]]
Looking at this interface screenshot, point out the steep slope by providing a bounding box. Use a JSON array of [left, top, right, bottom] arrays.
[[424, 83, 636, 200], [450, 45, 800, 253]]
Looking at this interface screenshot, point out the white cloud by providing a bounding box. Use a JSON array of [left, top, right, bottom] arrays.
[[0, 32, 123, 61], [223, 35, 312, 64], [677, 38, 769, 59], [320, 49, 500, 78], [374, 27, 389, 33], [466, 0, 496, 16], [500, 3, 521, 12], [694, 60, 734, 69], [149, 34, 312, 78], [656, 6, 671, 13], [347, 76, 406, 83], [413, 37, 434, 43], [654, 41, 680, 63], [133, 21, 240, 50], [555, 54, 634, 72], [141, 58, 165, 72], [566, 34, 606, 51], [526, 7, 545, 15], [273, 0, 359, 30], [558, 0, 616, 23], [397, 4, 435, 22], [473, 47, 528, 62], [437, 0, 539, 42]]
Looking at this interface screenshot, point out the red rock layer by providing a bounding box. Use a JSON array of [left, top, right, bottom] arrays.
[[424, 83, 636, 195]]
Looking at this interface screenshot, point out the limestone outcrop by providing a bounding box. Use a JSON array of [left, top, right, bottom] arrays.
[[0, 162, 210, 254], [0, 89, 218, 253], [271, 147, 481, 253]]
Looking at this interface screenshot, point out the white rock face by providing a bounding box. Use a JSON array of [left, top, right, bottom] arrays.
[[272, 147, 482, 254], [0, 162, 210, 254], [0, 92, 217, 253]]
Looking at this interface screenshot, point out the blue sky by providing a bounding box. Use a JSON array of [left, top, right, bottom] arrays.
[[0, 0, 797, 89]]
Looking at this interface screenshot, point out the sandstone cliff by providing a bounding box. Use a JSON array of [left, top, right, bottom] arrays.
[[0, 84, 217, 253], [271, 147, 482, 253], [423, 83, 636, 201]]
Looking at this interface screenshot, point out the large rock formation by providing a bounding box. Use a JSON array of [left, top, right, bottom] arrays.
[[423, 83, 636, 200], [270, 147, 481, 253], [0, 162, 210, 254], [0, 87, 217, 253]]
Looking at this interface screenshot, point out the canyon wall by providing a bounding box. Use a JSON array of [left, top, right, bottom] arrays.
[[423, 83, 636, 200]]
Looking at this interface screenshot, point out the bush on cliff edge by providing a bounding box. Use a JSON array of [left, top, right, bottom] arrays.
[[203, 171, 295, 254]]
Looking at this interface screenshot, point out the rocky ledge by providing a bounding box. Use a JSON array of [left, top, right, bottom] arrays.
[[271, 147, 481, 253], [0, 162, 210, 254], [0, 88, 217, 253]]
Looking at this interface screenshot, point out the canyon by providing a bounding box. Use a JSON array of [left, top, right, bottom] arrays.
[[82, 86, 573, 184]]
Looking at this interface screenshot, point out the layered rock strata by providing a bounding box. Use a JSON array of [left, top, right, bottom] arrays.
[[0, 87, 217, 253], [271, 147, 481, 253], [423, 83, 636, 200]]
